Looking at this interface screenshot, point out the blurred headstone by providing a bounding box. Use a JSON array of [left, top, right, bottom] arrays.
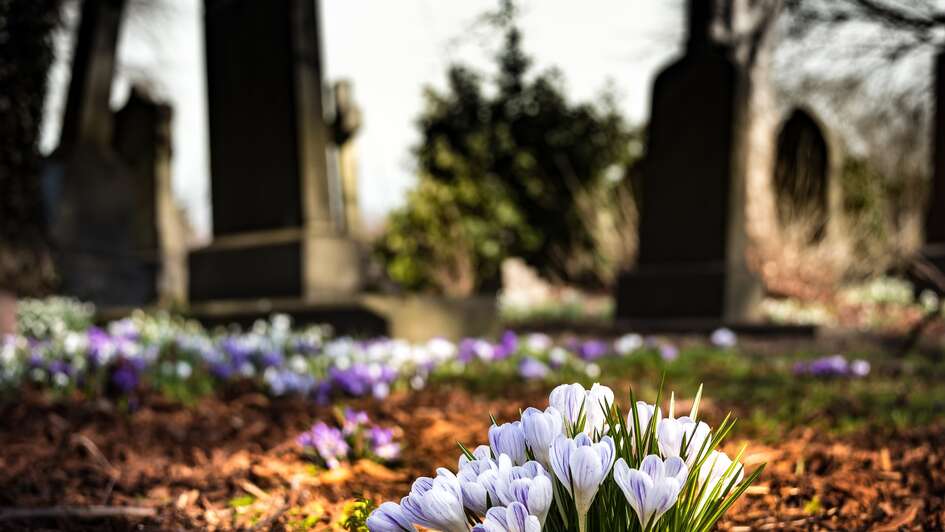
[[113, 87, 189, 306], [190, 0, 363, 302], [615, 0, 778, 324], [773, 108, 832, 243], [923, 51, 945, 286], [331, 80, 364, 240], [46, 0, 155, 306], [45, 0, 184, 307]]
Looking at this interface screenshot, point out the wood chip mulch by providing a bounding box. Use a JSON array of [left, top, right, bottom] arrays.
[[0, 387, 942, 531]]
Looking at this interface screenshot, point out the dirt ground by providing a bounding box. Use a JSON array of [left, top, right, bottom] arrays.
[[0, 386, 943, 531]]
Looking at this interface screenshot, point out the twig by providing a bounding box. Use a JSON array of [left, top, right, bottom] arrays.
[[0, 505, 157, 521]]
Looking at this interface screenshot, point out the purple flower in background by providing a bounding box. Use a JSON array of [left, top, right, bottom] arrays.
[[458, 338, 479, 363], [368, 426, 401, 460], [710, 328, 737, 348], [659, 343, 679, 362], [578, 339, 609, 361], [795, 354, 871, 378], [298, 422, 350, 469], [518, 357, 550, 380], [342, 408, 371, 435], [260, 350, 284, 368], [111, 364, 139, 393], [492, 331, 519, 360]]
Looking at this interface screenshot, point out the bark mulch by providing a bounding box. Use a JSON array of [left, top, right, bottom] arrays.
[[0, 387, 942, 531]]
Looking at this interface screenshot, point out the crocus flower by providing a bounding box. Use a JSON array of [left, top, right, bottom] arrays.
[[366, 502, 416, 532], [297, 422, 349, 469], [850, 359, 871, 377], [342, 408, 371, 435], [658, 343, 679, 362], [458, 454, 497, 515], [369, 426, 401, 461], [549, 383, 614, 436], [491, 456, 553, 525], [550, 433, 615, 532], [628, 401, 662, 451], [489, 421, 527, 466], [694, 450, 744, 513], [614, 333, 643, 356], [400, 469, 468, 532], [518, 357, 549, 380], [613, 455, 687, 528], [710, 328, 737, 348], [521, 406, 563, 470], [657, 416, 711, 466], [578, 340, 609, 361], [473, 502, 541, 532]]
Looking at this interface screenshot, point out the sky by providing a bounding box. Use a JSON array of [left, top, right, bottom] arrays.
[[41, 0, 683, 239]]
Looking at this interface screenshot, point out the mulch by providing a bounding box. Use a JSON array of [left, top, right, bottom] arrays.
[[0, 386, 942, 531]]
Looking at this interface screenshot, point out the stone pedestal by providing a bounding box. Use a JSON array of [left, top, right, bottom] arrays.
[[190, 0, 362, 302]]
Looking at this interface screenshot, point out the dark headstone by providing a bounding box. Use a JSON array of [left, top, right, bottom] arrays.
[[615, 0, 762, 323], [920, 51, 945, 288], [773, 108, 830, 242], [190, 0, 362, 302]]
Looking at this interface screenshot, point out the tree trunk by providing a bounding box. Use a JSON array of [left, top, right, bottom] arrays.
[[0, 0, 61, 306]]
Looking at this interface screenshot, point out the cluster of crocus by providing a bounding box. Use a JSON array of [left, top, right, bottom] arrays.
[[793, 354, 871, 378], [298, 408, 401, 468], [367, 382, 761, 532]]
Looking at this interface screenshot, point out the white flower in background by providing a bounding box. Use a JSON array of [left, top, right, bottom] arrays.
[[176, 361, 193, 379], [489, 421, 527, 466], [585, 363, 601, 379], [613, 455, 688, 528], [549, 346, 568, 366], [521, 406, 562, 470], [288, 355, 308, 374], [427, 338, 457, 361], [710, 328, 737, 348], [658, 416, 711, 466], [850, 359, 871, 377], [399, 469, 469, 532], [614, 333, 643, 356], [525, 333, 552, 353], [550, 433, 615, 531]]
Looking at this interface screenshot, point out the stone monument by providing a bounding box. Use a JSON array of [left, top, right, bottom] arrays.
[[615, 0, 778, 324], [331, 80, 364, 240], [189, 0, 362, 302]]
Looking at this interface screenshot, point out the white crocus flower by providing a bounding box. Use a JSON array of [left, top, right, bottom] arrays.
[[550, 434, 615, 532], [473, 501, 541, 532], [549, 382, 615, 436], [657, 416, 711, 466], [399, 469, 468, 532], [613, 455, 688, 528], [521, 406, 563, 470], [489, 421, 527, 466]]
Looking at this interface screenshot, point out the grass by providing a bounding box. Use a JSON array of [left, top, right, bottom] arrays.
[[429, 343, 945, 441]]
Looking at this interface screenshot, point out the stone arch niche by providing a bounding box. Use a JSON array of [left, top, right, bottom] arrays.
[[773, 108, 833, 243]]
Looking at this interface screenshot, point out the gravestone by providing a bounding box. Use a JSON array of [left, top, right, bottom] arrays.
[[189, 0, 362, 302], [773, 108, 831, 243], [46, 0, 184, 307], [615, 0, 765, 323], [113, 87, 188, 305], [921, 51, 945, 286], [47, 0, 156, 306]]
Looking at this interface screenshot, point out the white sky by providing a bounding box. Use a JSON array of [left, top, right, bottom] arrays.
[[41, 0, 683, 239]]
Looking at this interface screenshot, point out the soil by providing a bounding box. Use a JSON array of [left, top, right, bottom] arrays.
[[0, 386, 942, 531]]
